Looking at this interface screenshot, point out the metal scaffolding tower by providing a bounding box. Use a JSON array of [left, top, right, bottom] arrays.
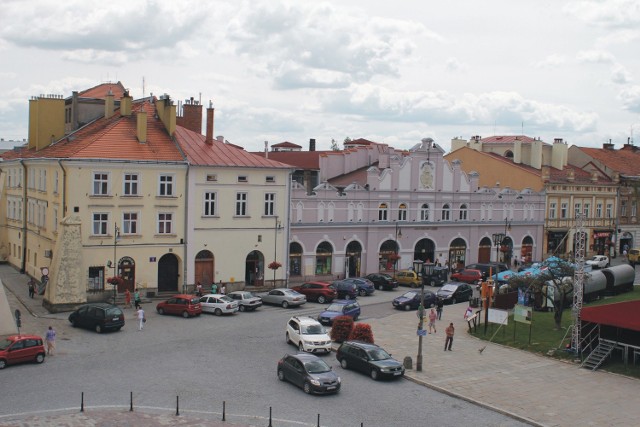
[[571, 213, 586, 354]]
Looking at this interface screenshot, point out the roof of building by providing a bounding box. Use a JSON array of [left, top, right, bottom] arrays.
[[175, 127, 293, 169], [272, 141, 301, 148], [548, 164, 614, 185], [77, 81, 127, 100], [576, 145, 640, 176], [480, 135, 544, 144], [253, 150, 329, 170], [581, 300, 640, 332], [327, 164, 375, 187]]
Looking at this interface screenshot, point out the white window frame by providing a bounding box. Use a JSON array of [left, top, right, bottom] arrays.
[[378, 203, 388, 221], [596, 203, 603, 218], [204, 192, 217, 217], [560, 202, 568, 219], [420, 203, 429, 221], [606, 203, 613, 218], [92, 212, 109, 236], [264, 193, 276, 216], [157, 212, 173, 234], [123, 212, 139, 234], [583, 203, 590, 218], [441, 204, 450, 221], [53, 207, 58, 232], [158, 174, 175, 197], [398, 203, 407, 221], [92, 172, 110, 196], [123, 173, 139, 196], [235, 192, 248, 216]]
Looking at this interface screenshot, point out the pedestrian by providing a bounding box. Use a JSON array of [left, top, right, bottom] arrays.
[[136, 305, 145, 331], [124, 288, 132, 308], [444, 322, 455, 351], [464, 305, 473, 320], [428, 308, 437, 333], [45, 326, 56, 355], [444, 259, 450, 273], [211, 282, 218, 294], [134, 288, 141, 309], [28, 278, 36, 299], [436, 298, 444, 320], [196, 282, 203, 297], [221, 283, 226, 295], [513, 256, 519, 270]]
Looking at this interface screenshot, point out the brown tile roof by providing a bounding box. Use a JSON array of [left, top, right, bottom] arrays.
[[1, 101, 184, 162], [272, 141, 301, 148], [347, 138, 379, 146], [327, 164, 375, 187], [548, 164, 614, 185], [577, 145, 640, 176], [77, 81, 127, 100], [481, 135, 542, 144], [175, 127, 293, 168], [252, 150, 330, 170]]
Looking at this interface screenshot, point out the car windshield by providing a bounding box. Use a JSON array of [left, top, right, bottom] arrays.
[[367, 348, 391, 361], [440, 284, 457, 292], [325, 303, 344, 312], [402, 291, 418, 298], [0, 338, 12, 350], [219, 295, 233, 303], [284, 290, 301, 296], [190, 297, 200, 304], [302, 324, 326, 335], [380, 274, 393, 280], [304, 359, 331, 374], [240, 292, 254, 298]]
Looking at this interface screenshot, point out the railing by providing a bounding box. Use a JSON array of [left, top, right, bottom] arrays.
[[579, 322, 601, 359]]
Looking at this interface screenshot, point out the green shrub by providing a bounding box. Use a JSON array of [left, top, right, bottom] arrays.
[[330, 316, 354, 343], [348, 323, 374, 343]]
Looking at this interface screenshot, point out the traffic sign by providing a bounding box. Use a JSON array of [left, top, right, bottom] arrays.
[[417, 329, 427, 336]]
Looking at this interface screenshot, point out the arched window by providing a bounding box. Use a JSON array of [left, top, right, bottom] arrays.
[[348, 203, 355, 222], [420, 203, 429, 221], [317, 202, 325, 222], [378, 203, 388, 221], [441, 204, 450, 221], [459, 204, 468, 220], [398, 203, 407, 221], [315, 242, 333, 275], [357, 203, 364, 222]]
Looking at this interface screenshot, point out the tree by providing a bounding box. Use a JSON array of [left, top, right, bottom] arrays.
[[507, 257, 575, 330], [343, 137, 352, 145], [330, 138, 340, 151]]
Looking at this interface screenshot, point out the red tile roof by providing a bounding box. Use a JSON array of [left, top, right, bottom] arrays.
[[347, 138, 379, 146], [481, 135, 542, 144], [576, 145, 640, 176], [548, 164, 614, 185], [272, 141, 301, 148], [252, 150, 330, 170], [175, 127, 293, 168], [78, 81, 127, 100]]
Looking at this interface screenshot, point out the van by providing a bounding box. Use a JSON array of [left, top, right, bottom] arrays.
[[628, 248, 640, 266]]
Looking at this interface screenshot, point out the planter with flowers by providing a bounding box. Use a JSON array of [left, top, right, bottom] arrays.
[[268, 261, 282, 270], [106, 276, 124, 286]]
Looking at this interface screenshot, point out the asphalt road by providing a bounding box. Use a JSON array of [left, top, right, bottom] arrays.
[[1, 286, 527, 427]]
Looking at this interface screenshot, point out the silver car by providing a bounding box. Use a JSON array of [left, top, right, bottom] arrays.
[[261, 288, 307, 308], [199, 294, 239, 315], [227, 291, 263, 312]]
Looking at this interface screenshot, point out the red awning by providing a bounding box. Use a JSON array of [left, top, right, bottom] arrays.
[[581, 300, 640, 332]]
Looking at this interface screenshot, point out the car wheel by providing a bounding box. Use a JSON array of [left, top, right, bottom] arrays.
[[451, 297, 457, 305], [35, 353, 45, 364], [158, 308, 164, 315], [71, 319, 77, 328], [370, 369, 379, 381], [344, 294, 351, 300], [182, 311, 190, 318], [317, 295, 326, 304], [0, 359, 6, 369], [277, 369, 285, 381], [359, 289, 367, 297], [282, 301, 289, 308], [239, 305, 246, 312], [286, 332, 291, 344], [404, 305, 411, 311], [340, 358, 348, 369], [430, 280, 436, 287], [353, 315, 359, 321], [95, 324, 103, 334], [303, 382, 312, 394], [214, 308, 223, 316], [299, 342, 304, 352], [375, 284, 381, 290]]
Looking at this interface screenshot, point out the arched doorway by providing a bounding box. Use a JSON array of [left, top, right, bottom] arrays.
[[158, 253, 179, 292], [289, 242, 302, 277], [119, 257, 135, 293], [448, 238, 466, 271], [379, 240, 398, 271], [315, 242, 333, 275], [521, 236, 534, 263], [245, 250, 264, 286], [345, 241, 362, 278], [478, 237, 492, 263], [619, 232, 633, 255], [195, 250, 214, 287], [413, 238, 435, 264]]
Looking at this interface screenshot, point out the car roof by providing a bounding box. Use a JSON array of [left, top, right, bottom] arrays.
[[168, 294, 196, 299], [443, 281, 467, 287], [3, 334, 43, 341], [290, 316, 322, 325], [201, 293, 228, 297], [78, 302, 119, 309], [330, 299, 358, 305], [299, 281, 331, 286], [342, 341, 380, 350], [286, 352, 323, 362]]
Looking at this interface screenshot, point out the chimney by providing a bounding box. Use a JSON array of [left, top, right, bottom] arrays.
[[264, 141, 268, 159], [28, 94, 65, 151], [176, 97, 203, 133], [136, 110, 147, 143], [567, 169, 575, 182], [120, 90, 133, 116], [105, 90, 115, 119], [541, 166, 551, 182], [205, 101, 214, 145], [623, 137, 634, 150], [603, 139, 615, 150], [309, 138, 316, 152], [590, 171, 598, 183]]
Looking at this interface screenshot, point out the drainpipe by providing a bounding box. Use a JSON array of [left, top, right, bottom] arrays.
[[57, 160, 67, 216], [285, 170, 292, 288], [182, 164, 189, 293], [614, 186, 620, 258], [19, 160, 27, 274]]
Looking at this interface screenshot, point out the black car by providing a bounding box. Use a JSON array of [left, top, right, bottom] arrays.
[[365, 273, 398, 291], [392, 290, 437, 311], [336, 341, 404, 380], [277, 353, 341, 394], [436, 282, 473, 305], [331, 280, 358, 299], [422, 266, 449, 287], [68, 303, 125, 333], [334, 278, 375, 297]]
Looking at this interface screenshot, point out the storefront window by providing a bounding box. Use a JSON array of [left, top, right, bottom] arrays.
[[315, 242, 333, 275]]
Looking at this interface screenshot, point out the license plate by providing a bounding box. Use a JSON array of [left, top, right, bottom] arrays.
[[112, 317, 119, 321], [326, 386, 336, 390], [393, 371, 402, 376]]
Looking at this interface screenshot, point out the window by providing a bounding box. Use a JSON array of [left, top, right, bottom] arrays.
[[236, 192, 248, 216], [54, 170, 59, 194], [92, 172, 109, 195], [596, 203, 602, 218], [583, 203, 590, 218], [124, 173, 139, 196], [420, 203, 429, 221], [378, 203, 388, 221], [204, 192, 216, 216], [123, 212, 138, 234], [606, 203, 613, 218], [441, 204, 450, 221], [238, 175, 248, 183], [632, 202, 638, 217], [574, 203, 581, 216], [459, 204, 468, 220], [621, 200, 627, 217], [549, 202, 556, 219], [266, 176, 275, 183], [206, 174, 217, 182], [158, 175, 174, 196], [560, 202, 568, 219], [53, 207, 58, 232], [264, 193, 275, 216], [92, 213, 109, 235], [158, 213, 173, 234], [398, 203, 407, 221]]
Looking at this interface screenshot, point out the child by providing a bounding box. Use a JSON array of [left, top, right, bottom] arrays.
[[428, 308, 437, 333]]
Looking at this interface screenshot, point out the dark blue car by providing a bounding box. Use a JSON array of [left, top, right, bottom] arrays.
[[392, 290, 437, 311], [317, 300, 361, 325], [334, 278, 375, 297]]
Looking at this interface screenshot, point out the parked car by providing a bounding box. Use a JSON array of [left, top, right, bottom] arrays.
[[586, 255, 609, 269], [628, 248, 640, 266], [199, 294, 239, 315], [436, 282, 473, 304], [335, 341, 404, 380], [335, 278, 375, 296], [291, 281, 337, 304], [227, 291, 262, 312], [422, 266, 449, 287], [277, 353, 341, 394], [330, 280, 358, 300], [450, 269, 483, 284], [392, 290, 437, 311], [0, 334, 46, 369], [464, 263, 509, 280], [156, 294, 202, 318], [365, 273, 398, 290], [286, 316, 332, 353], [394, 270, 421, 288], [317, 300, 361, 325], [261, 288, 306, 308], [68, 303, 125, 333]]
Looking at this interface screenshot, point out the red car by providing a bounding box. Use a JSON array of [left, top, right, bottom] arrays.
[[0, 334, 46, 369], [450, 269, 483, 284], [291, 281, 337, 304], [156, 294, 202, 318]]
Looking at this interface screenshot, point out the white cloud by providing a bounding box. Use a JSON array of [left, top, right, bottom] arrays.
[[618, 86, 640, 113], [610, 63, 632, 85], [565, 0, 640, 29], [576, 50, 615, 64], [534, 54, 567, 69]]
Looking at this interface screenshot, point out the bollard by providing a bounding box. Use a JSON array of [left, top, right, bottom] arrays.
[[80, 392, 84, 412], [317, 414, 320, 427], [268, 406, 272, 427], [403, 356, 413, 370], [176, 395, 180, 416], [222, 400, 226, 421], [130, 391, 133, 412]]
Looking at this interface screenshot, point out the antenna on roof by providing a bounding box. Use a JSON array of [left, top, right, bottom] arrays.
[[142, 76, 145, 100]]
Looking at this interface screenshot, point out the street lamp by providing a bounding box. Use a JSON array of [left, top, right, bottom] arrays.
[[492, 218, 512, 263], [393, 222, 402, 278], [273, 216, 281, 286], [416, 262, 434, 372], [112, 223, 120, 304]]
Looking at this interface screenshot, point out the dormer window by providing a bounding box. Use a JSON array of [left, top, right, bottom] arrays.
[[238, 176, 248, 183]]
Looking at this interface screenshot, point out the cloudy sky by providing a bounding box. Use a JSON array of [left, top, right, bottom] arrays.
[[1, 0, 639, 152]]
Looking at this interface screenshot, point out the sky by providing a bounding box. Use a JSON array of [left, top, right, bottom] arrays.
[[1, 0, 639, 153]]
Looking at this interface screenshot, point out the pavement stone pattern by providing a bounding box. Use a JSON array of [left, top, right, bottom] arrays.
[[2, 261, 640, 426]]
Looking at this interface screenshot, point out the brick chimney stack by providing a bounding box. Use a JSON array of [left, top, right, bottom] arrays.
[[205, 101, 214, 145]]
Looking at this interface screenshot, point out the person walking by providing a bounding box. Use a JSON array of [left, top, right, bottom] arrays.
[[196, 282, 203, 297], [28, 278, 36, 299], [134, 288, 141, 310], [45, 326, 56, 355], [428, 308, 437, 333], [221, 283, 226, 295], [124, 288, 132, 308], [444, 322, 455, 351], [436, 298, 444, 320], [136, 305, 145, 331], [211, 282, 218, 294]]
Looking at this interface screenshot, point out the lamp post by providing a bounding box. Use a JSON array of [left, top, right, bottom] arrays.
[[492, 218, 512, 263], [416, 262, 434, 372], [273, 216, 281, 286], [393, 222, 402, 278], [113, 223, 120, 304]]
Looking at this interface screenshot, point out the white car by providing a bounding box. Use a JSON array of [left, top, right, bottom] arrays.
[[199, 294, 239, 315], [586, 255, 609, 269], [286, 316, 332, 353]]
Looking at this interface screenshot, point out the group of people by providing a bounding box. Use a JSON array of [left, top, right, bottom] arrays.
[[195, 281, 226, 296], [425, 300, 456, 351]]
